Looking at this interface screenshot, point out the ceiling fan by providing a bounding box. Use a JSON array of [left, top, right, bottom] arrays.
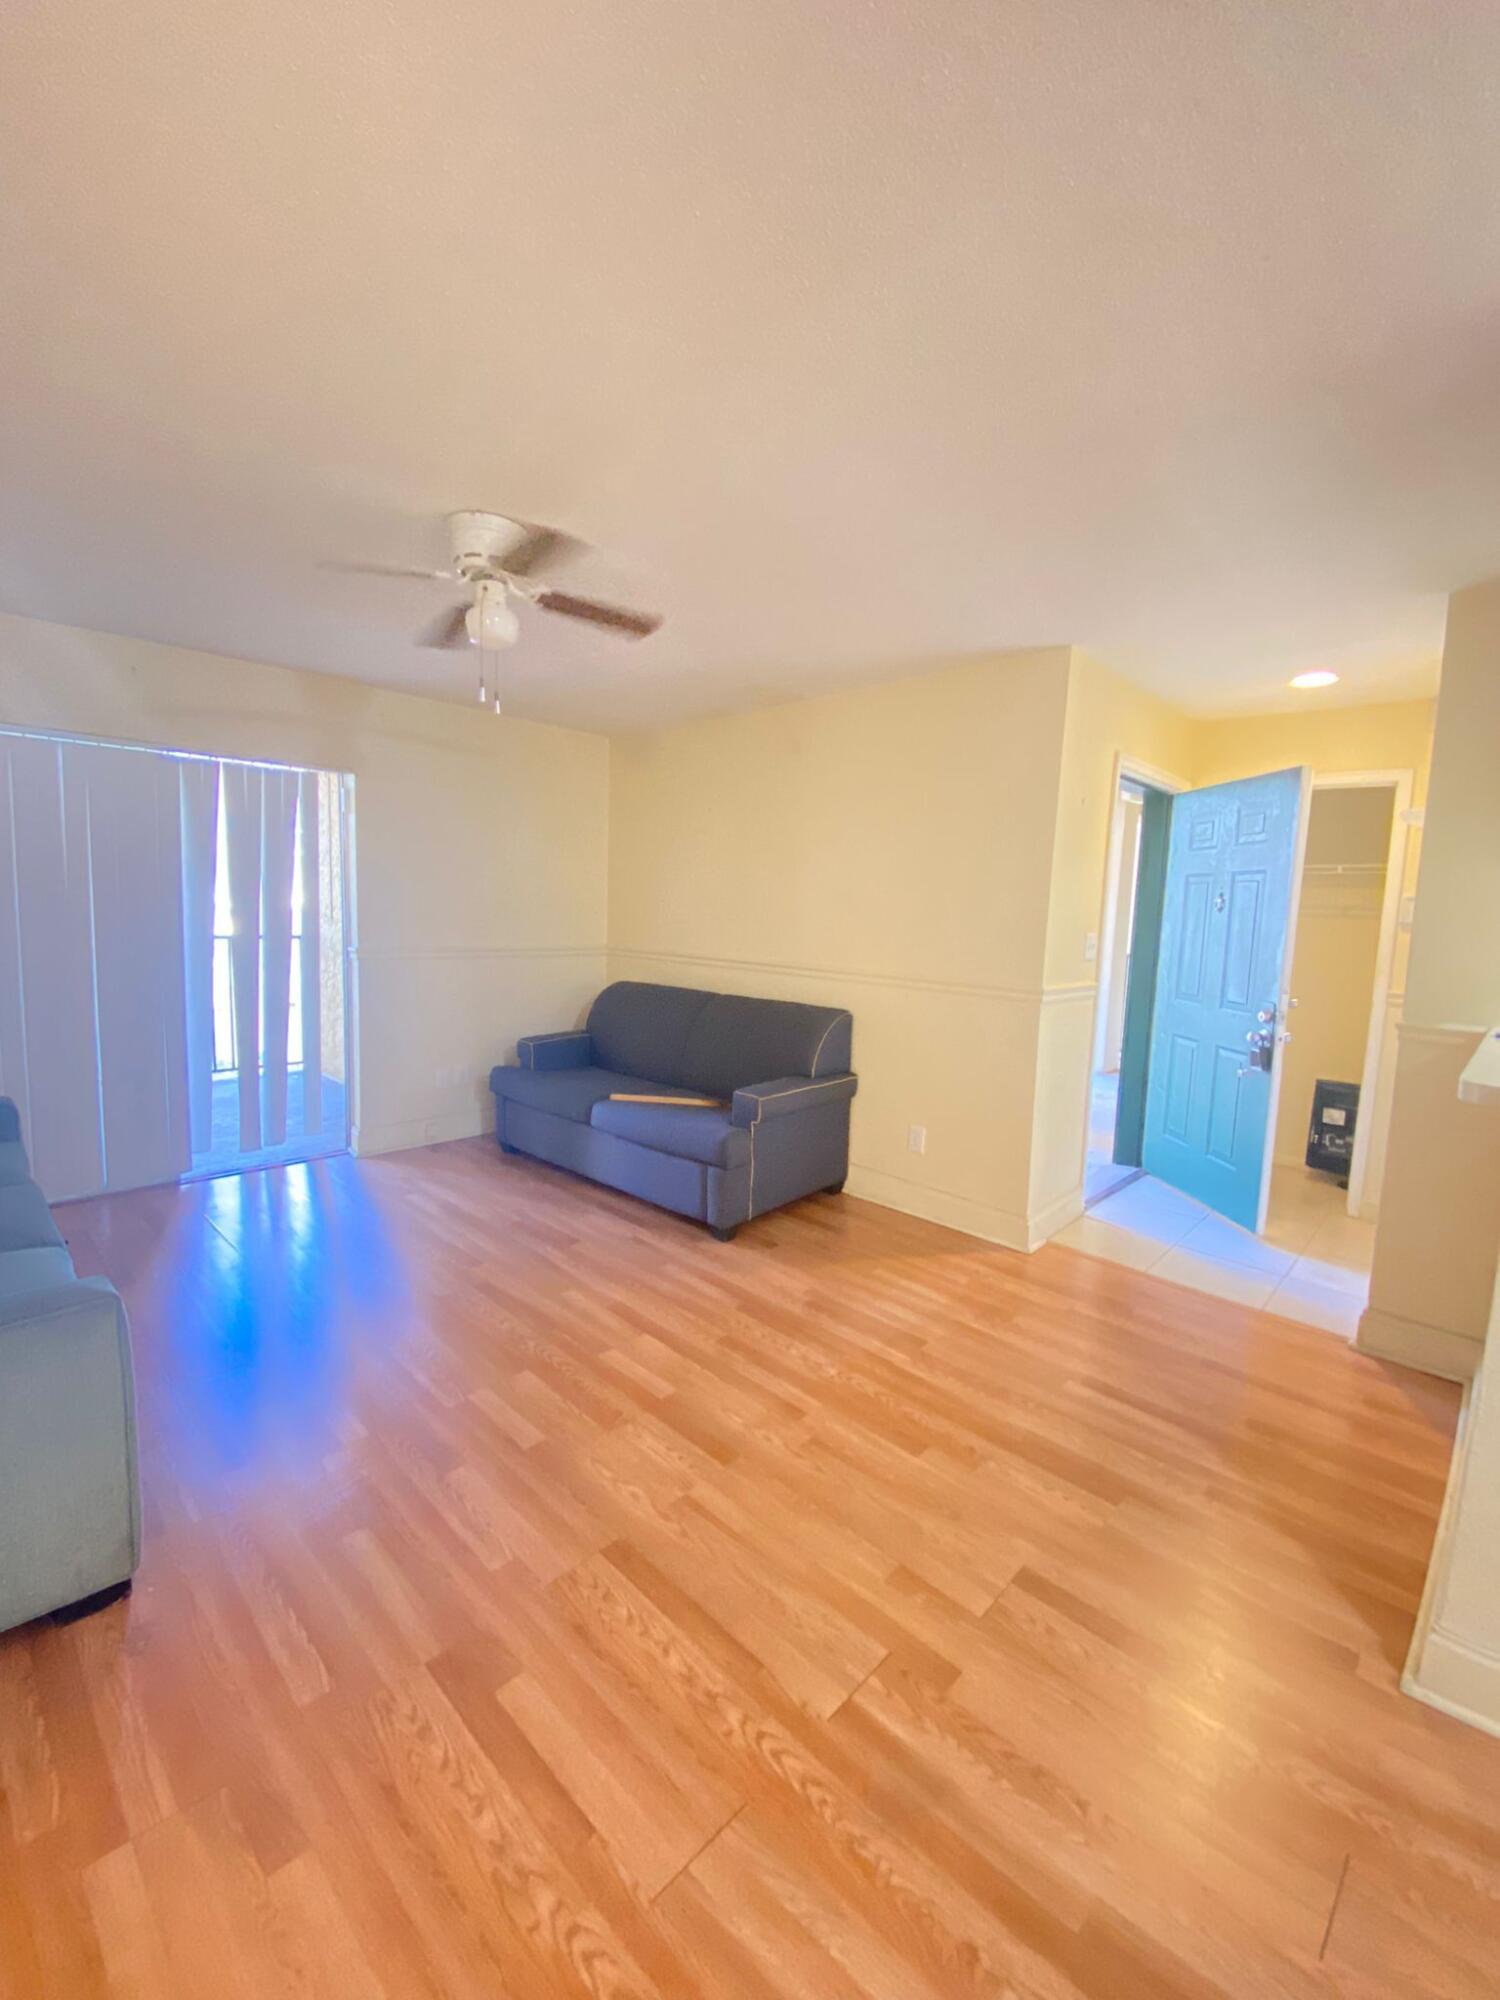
[[325, 511, 661, 706]]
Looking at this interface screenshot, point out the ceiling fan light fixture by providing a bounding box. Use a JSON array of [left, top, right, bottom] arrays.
[[328, 508, 661, 676], [466, 580, 520, 650]]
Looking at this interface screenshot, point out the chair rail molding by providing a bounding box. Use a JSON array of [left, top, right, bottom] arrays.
[[608, 943, 1091, 1008]]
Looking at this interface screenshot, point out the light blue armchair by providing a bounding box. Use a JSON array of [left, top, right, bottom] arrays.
[[0, 1098, 141, 1633]]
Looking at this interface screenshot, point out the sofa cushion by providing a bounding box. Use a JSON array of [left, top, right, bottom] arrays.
[[0, 1141, 32, 1188], [0, 1246, 76, 1301], [681, 993, 854, 1096], [490, 1064, 705, 1125], [585, 983, 714, 1089], [0, 1182, 66, 1255], [584, 982, 854, 1097], [589, 1098, 749, 1169]]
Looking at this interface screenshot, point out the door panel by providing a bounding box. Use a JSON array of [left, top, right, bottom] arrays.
[[1142, 767, 1309, 1231]]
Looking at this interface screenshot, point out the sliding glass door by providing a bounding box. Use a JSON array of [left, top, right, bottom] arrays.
[[184, 759, 350, 1177], [0, 726, 351, 1197]]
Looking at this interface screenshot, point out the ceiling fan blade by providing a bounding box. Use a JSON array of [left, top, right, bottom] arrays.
[[499, 524, 585, 580], [416, 604, 471, 649], [320, 560, 456, 583], [535, 591, 661, 639]]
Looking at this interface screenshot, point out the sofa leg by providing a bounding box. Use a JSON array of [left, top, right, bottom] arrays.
[[499, 1141, 520, 1155], [709, 1223, 739, 1243], [52, 1578, 132, 1626], [823, 1180, 846, 1195]]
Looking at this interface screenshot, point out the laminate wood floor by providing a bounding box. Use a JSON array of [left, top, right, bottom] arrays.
[[3, 1141, 1496, 1999]]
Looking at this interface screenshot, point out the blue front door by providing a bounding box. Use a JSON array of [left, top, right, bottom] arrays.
[[1141, 767, 1309, 1232]]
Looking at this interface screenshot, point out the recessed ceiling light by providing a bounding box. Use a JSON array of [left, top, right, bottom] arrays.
[[1289, 670, 1339, 690]]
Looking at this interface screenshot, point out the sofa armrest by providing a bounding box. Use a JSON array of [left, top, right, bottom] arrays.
[[731, 1073, 857, 1128], [0, 1274, 127, 1335], [515, 1031, 593, 1072], [0, 1098, 20, 1144], [0, 1275, 141, 1629]]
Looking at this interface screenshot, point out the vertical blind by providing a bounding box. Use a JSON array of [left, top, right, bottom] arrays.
[[202, 762, 323, 1154], [0, 730, 332, 1199], [0, 732, 191, 1198]]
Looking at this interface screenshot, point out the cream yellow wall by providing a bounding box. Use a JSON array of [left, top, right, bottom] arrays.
[[1406, 1277, 1500, 1735], [0, 612, 610, 1154], [605, 650, 1434, 1249], [1192, 699, 1435, 792], [5, 606, 1437, 1256], [607, 650, 1075, 1246], [1044, 654, 1197, 988], [1360, 583, 1500, 1379], [1396, 587, 1500, 1737]]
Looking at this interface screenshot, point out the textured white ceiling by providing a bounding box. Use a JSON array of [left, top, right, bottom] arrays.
[[3, 2, 1493, 731]]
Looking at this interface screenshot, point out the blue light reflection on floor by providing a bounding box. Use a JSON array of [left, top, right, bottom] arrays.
[[162, 1154, 408, 1484]]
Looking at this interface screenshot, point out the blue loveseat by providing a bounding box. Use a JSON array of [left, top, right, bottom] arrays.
[[0, 1098, 140, 1634], [490, 982, 856, 1239]]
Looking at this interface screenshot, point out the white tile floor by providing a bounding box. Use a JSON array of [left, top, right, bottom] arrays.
[[1056, 1161, 1375, 1338]]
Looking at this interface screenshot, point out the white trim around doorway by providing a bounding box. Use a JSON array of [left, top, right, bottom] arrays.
[[1076, 759, 1414, 1239], [1077, 753, 1190, 1212], [1306, 768, 1414, 1219]]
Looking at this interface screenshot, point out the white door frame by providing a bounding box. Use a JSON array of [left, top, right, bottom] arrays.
[[1078, 753, 1189, 1202], [1259, 765, 1315, 1234], [1077, 758, 1412, 1234], [1298, 768, 1413, 1219], [1092, 789, 1144, 1074]]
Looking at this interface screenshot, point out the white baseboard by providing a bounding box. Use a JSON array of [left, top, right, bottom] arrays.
[[842, 1170, 1083, 1256], [843, 1164, 1031, 1253], [1025, 1184, 1085, 1250], [1404, 1631, 1500, 1742], [353, 1108, 488, 1156], [1355, 1305, 1481, 1383]]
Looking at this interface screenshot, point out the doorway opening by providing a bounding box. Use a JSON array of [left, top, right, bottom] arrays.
[[1071, 765, 1412, 1336], [1085, 770, 1174, 1207], [184, 761, 354, 1181]]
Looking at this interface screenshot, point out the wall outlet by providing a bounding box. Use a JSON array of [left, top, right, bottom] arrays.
[[907, 1124, 927, 1155], [1084, 930, 1099, 962]]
